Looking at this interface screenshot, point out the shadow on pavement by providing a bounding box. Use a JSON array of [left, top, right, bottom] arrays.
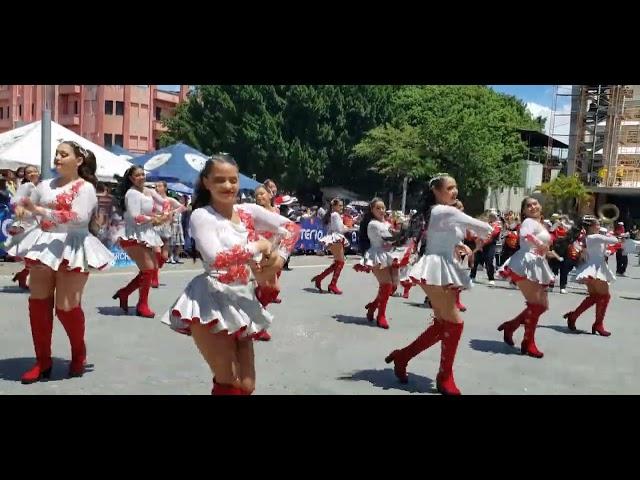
[[338, 368, 434, 394], [0, 356, 94, 382], [0, 286, 29, 294], [539, 324, 587, 335], [469, 339, 522, 356], [97, 306, 131, 317], [333, 314, 379, 328]]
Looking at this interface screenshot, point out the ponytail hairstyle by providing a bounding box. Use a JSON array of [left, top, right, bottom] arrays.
[[115, 165, 145, 212], [358, 197, 384, 252], [61, 141, 98, 187], [396, 173, 452, 247], [191, 153, 239, 261], [323, 198, 342, 225]]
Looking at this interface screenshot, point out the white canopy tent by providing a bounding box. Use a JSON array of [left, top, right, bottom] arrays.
[[0, 121, 132, 182]]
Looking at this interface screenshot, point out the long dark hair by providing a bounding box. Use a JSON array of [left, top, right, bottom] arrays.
[[115, 165, 144, 212], [323, 198, 342, 225], [397, 174, 451, 248], [520, 196, 541, 222], [191, 154, 238, 212], [359, 197, 384, 252], [191, 154, 239, 261], [62, 141, 98, 187]]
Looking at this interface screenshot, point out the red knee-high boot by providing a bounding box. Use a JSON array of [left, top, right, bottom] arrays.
[[327, 260, 345, 295], [152, 252, 164, 288], [212, 378, 244, 395], [21, 297, 54, 384], [136, 270, 156, 318], [375, 283, 394, 329], [497, 305, 530, 347], [112, 272, 142, 313], [437, 321, 464, 396], [385, 318, 442, 383], [401, 280, 412, 299], [564, 295, 598, 331], [12, 268, 29, 290], [365, 286, 381, 322], [521, 303, 547, 358], [592, 294, 612, 337], [311, 262, 336, 292], [56, 306, 87, 377], [455, 289, 467, 312]]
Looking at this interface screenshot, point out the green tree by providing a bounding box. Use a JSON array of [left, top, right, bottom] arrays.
[[353, 123, 436, 212], [392, 85, 541, 198], [540, 174, 590, 214], [161, 85, 399, 193]]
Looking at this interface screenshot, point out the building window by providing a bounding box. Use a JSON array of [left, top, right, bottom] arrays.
[[74, 101, 79, 115], [114, 134, 124, 147], [104, 133, 113, 148], [115, 101, 124, 116], [155, 139, 160, 150], [155, 107, 162, 121], [32, 103, 35, 116], [0, 108, 3, 119], [18, 104, 22, 117], [105, 100, 113, 115]]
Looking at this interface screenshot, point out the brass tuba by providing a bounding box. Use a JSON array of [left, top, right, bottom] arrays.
[[597, 203, 620, 224]]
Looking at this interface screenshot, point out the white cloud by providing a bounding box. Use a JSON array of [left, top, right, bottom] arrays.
[[526, 99, 572, 144]]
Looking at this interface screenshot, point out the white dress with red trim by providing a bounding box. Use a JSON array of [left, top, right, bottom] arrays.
[[358, 220, 396, 271], [161, 203, 300, 339], [118, 188, 165, 248], [5, 179, 113, 272], [409, 205, 492, 289], [154, 194, 182, 239], [9, 182, 38, 232], [319, 212, 350, 247], [574, 234, 618, 284], [498, 218, 554, 285], [396, 239, 417, 281]]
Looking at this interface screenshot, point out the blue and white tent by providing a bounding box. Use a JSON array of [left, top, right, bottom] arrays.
[[134, 143, 261, 190]]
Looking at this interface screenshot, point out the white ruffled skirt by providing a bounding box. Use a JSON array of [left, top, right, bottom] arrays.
[[155, 223, 172, 240], [119, 223, 164, 248], [498, 250, 555, 285], [574, 260, 615, 284], [409, 254, 471, 290], [6, 226, 113, 272], [319, 232, 350, 248], [161, 274, 272, 339]]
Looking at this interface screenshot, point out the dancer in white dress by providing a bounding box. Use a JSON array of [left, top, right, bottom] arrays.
[[8, 165, 40, 289], [249, 184, 289, 341], [112, 166, 173, 318], [311, 198, 349, 294], [497, 197, 554, 358], [563, 216, 620, 336], [354, 198, 398, 329], [5, 142, 113, 383], [161, 155, 300, 395], [151, 180, 184, 287], [385, 174, 492, 395]]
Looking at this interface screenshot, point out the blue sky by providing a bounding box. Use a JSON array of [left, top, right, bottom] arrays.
[[490, 85, 554, 107]]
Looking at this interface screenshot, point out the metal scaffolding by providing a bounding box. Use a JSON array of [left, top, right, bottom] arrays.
[[565, 85, 640, 188]]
